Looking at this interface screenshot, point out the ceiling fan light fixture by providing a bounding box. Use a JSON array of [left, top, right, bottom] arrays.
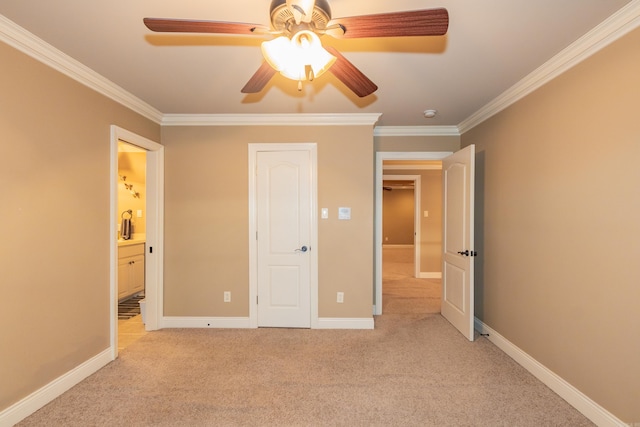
[[286, 0, 316, 24], [262, 30, 336, 82]]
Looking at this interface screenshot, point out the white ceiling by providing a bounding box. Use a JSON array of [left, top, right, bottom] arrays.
[[0, 0, 635, 128]]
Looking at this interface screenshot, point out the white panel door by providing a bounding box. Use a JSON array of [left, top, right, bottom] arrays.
[[257, 150, 311, 328], [442, 145, 475, 341]]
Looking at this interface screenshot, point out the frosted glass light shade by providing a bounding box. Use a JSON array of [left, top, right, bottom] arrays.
[[261, 31, 336, 82]]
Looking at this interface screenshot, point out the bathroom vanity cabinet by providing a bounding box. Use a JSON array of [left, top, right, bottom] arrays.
[[118, 243, 145, 300]]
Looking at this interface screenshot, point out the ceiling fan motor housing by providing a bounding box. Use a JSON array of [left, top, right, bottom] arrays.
[[269, 0, 332, 36]]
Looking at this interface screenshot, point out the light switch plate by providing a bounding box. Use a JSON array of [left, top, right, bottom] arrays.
[[321, 208, 328, 219]]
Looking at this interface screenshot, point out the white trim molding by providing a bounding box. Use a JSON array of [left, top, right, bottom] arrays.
[[374, 126, 460, 137], [163, 317, 252, 329], [384, 164, 443, 171], [0, 349, 112, 426], [4, 1, 640, 137], [419, 272, 442, 279], [162, 317, 375, 330], [162, 113, 382, 127], [0, 15, 162, 124], [459, 0, 640, 134], [317, 318, 375, 330], [474, 318, 629, 427]]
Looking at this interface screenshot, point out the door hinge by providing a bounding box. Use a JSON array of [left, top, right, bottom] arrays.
[[256, 296, 259, 304]]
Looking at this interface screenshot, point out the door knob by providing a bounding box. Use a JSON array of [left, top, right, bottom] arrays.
[[457, 250, 478, 257], [295, 246, 308, 253]]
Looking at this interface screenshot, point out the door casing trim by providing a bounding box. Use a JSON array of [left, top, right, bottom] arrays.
[[248, 143, 319, 328], [110, 126, 164, 359]]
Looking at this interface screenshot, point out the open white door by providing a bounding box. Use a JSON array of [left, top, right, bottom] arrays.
[[442, 145, 475, 341]]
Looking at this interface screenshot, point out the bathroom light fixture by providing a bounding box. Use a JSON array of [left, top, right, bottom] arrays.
[[262, 30, 336, 90]]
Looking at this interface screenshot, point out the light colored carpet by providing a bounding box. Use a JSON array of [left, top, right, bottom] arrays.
[[17, 248, 594, 426], [382, 247, 441, 315]]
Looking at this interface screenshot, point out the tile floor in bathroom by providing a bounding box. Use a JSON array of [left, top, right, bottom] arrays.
[[118, 314, 147, 352]]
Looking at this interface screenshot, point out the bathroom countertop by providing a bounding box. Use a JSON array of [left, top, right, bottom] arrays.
[[117, 236, 146, 247]]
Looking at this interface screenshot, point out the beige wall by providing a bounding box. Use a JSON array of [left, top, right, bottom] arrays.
[[374, 134, 460, 153], [0, 41, 160, 410], [462, 27, 640, 422], [411, 169, 442, 273], [6, 13, 637, 423], [382, 169, 443, 273], [382, 188, 414, 245], [162, 125, 375, 319]]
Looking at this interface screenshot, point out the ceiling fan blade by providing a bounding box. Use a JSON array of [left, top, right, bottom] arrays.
[[143, 18, 269, 35], [325, 47, 378, 98], [330, 8, 449, 39], [241, 62, 278, 94]]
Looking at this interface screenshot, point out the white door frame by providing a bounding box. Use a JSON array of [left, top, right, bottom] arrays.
[[375, 151, 452, 315], [248, 143, 319, 328], [382, 174, 421, 276], [110, 126, 164, 359]]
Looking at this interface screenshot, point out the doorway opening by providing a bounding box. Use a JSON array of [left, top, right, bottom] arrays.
[[382, 174, 421, 276], [375, 152, 451, 315], [116, 141, 147, 352], [110, 126, 164, 358]]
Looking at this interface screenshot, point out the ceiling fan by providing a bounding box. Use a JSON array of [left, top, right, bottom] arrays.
[[143, 0, 449, 97]]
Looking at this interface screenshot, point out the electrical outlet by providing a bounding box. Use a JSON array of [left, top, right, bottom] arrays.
[[337, 292, 344, 303], [224, 291, 231, 302]]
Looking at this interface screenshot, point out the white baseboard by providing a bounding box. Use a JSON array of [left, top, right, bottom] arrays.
[[163, 316, 375, 330], [317, 317, 375, 329], [419, 272, 442, 279], [0, 348, 112, 426], [162, 316, 252, 328], [474, 318, 627, 427]]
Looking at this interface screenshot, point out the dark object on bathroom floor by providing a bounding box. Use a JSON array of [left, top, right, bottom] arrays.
[[118, 295, 144, 320]]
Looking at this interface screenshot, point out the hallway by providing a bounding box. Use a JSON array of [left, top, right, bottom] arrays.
[[382, 246, 441, 315]]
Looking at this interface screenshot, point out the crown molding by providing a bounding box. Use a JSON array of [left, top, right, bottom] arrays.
[[458, 0, 640, 134], [0, 14, 163, 124], [161, 113, 382, 127], [5, 0, 639, 136], [374, 126, 460, 137]]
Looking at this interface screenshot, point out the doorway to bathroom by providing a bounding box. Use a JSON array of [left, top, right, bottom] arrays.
[[110, 126, 164, 358], [116, 140, 147, 351]]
